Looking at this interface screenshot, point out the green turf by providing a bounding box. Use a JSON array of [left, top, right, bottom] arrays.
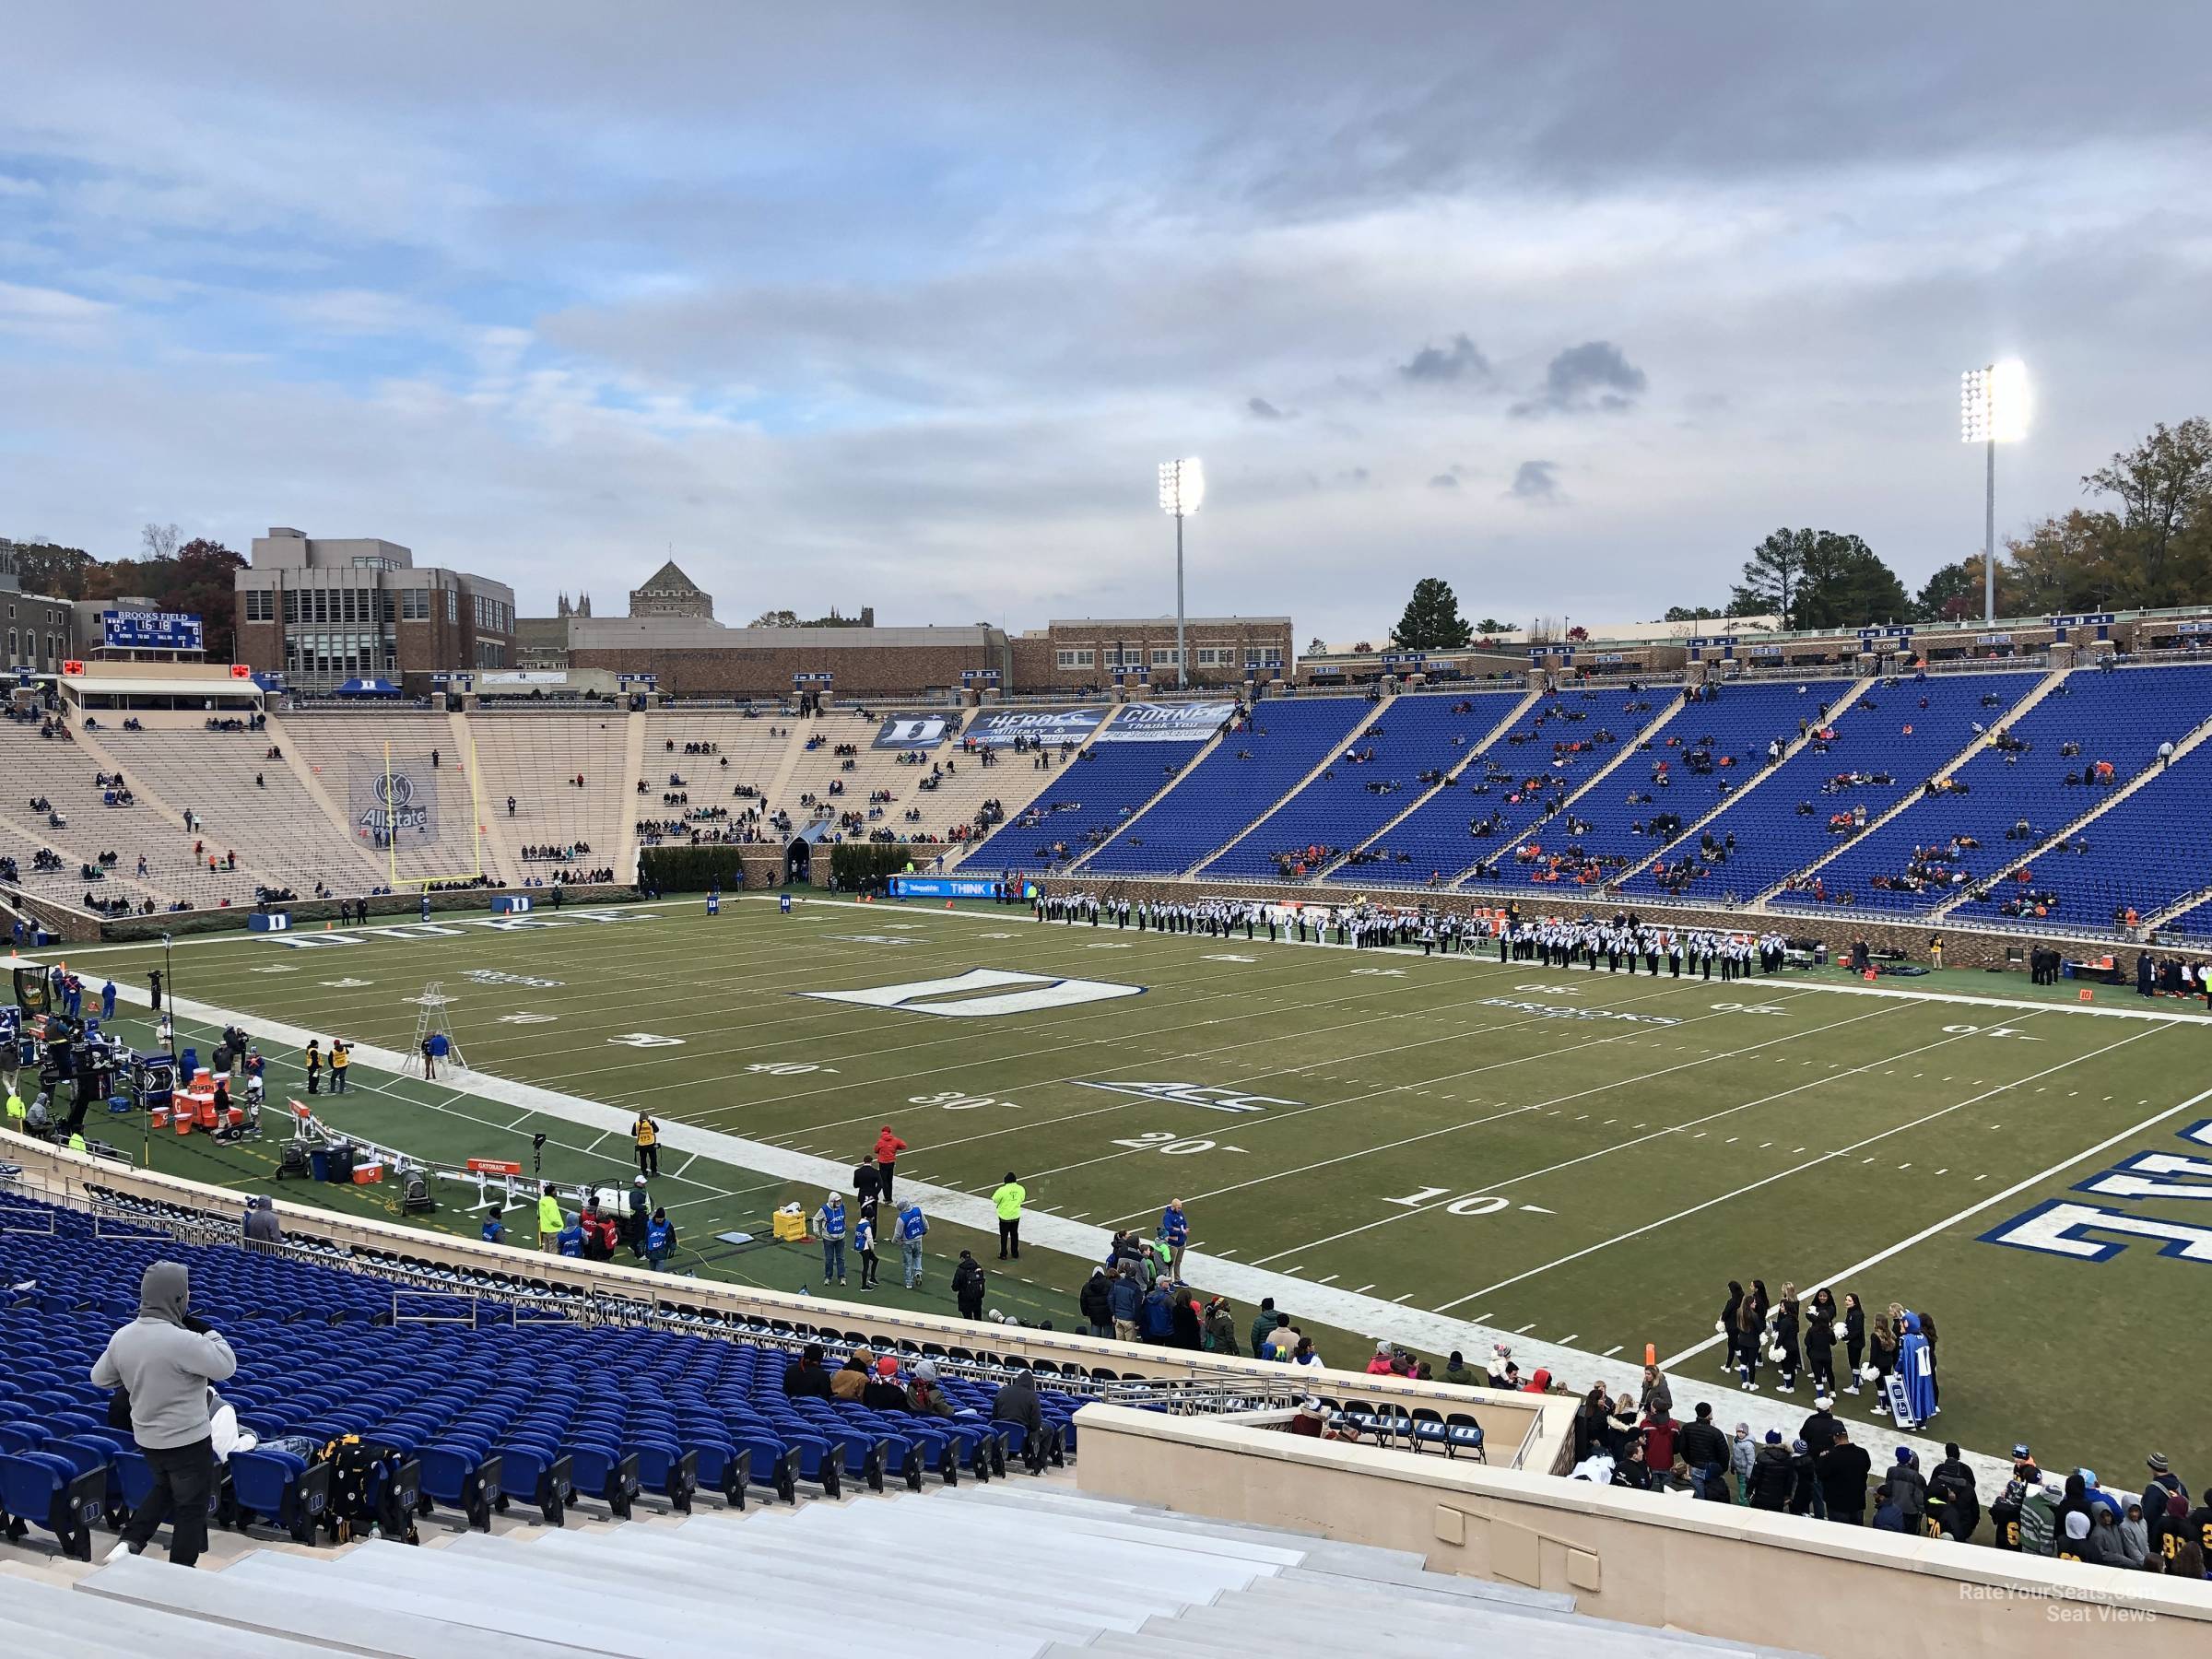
[[57, 895, 2212, 1477]]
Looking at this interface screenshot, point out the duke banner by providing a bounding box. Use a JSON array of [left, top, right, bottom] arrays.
[[873, 712, 954, 750], [348, 757, 441, 850], [967, 706, 1106, 747], [1094, 700, 1237, 743]]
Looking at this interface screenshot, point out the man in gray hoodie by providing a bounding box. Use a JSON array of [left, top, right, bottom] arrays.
[[89, 1261, 237, 1567]]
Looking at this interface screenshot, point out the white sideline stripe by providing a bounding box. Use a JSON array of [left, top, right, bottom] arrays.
[[1659, 1080, 2212, 1371]]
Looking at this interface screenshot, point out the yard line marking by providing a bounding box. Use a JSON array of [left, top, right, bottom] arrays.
[[1512, 1322, 1535, 1334], [674, 1152, 701, 1178], [1318, 1274, 1339, 1285], [1663, 1079, 2212, 1371], [1282, 1264, 1305, 1276], [1559, 1334, 1579, 1345], [1602, 1345, 1624, 1359], [1352, 1284, 1375, 1295], [1066, 1211, 1090, 1221], [1393, 1293, 1415, 1303], [1432, 1015, 2159, 1312]]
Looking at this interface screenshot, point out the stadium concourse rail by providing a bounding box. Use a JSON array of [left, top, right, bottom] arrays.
[[1074, 1406, 2212, 1659], [0, 1137, 1567, 1472]]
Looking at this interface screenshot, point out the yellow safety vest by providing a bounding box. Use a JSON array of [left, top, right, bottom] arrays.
[[993, 1182, 1025, 1220], [5, 1093, 25, 1122], [538, 1194, 562, 1232], [67, 1132, 87, 1152], [634, 1117, 657, 1147]]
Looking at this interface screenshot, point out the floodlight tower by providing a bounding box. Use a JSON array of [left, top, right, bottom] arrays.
[[1158, 458, 1206, 689], [1960, 360, 2030, 624]]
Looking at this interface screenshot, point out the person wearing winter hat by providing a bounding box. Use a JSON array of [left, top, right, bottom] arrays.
[[2142, 1453, 2189, 1535], [1786, 1438, 1818, 1516], [1748, 1430, 1794, 1511], [861, 1354, 909, 1412], [1678, 1403, 1733, 1503], [1729, 1421, 1757, 1504], [906, 1359, 954, 1419], [1928, 1441, 1981, 1541], [2057, 1509, 2093, 1562], [1365, 1339, 1397, 1376], [1888, 1446, 1929, 1533]]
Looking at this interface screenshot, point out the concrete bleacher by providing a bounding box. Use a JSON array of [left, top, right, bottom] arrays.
[[771, 708, 952, 840], [90, 727, 384, 900], [35, 1484, 1793, 1658], [641, 712, 791, 803], [1084, 695, 1371, 876], [466, 712, 629, 874], [1618, 669, 2043, 904], [0, 722, 261, 913], [1775, 663, 2212, 916]]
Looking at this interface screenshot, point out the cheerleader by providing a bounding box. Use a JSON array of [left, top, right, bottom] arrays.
[[1865, 1312, 1900, 1414], [1770, 1287, 1803, 1394], [1717, 1280, 1745, 1375], [1735, 1296, 1765, 1393], [1841, 1291, 1867, 1394]]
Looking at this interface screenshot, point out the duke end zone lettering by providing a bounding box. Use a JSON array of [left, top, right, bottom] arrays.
[[800, 967, 1143, 1018]]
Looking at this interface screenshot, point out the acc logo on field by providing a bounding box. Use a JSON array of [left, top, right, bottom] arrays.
[[802, 968, 1143, 1018], [1076, 1080, 1298, 1115], [607, 1032, 685, 1048]]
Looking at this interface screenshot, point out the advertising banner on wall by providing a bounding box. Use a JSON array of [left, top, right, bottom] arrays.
[[347, 756, 441, 850], [1093, 700, 1237, 743], [873, 712, 955, 749], [967, 706, 1106, 747]]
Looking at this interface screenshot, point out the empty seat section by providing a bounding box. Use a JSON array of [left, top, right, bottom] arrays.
[[1621, 671, 2041, 903], [1773, 665, 2212, 917], [1086, 698, 1369, 875], [955, 731, 1211, 874], [1204, 694, 1517, 882], [466, 713, 627, 869], [1951, 734, 2212, 929]]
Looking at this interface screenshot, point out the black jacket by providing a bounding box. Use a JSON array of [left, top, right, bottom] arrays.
[[951, 1259, 984, 1303], [1819, 1441, 1872, 1506], [782, 1361, 831, 1399], [1078, 1274, 1113, 1325], [862, 1378, 910, 1413], [992, 1374, 1043, 1436], [1749, 1444, 1795, 1509], [1798, 1409, 1841, 1457], [1678, 1419, 1731, 1473]]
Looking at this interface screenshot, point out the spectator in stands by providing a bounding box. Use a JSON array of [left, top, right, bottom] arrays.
[[782, 1343, 832, 1398], [90, 1261, 237, 1569], [830, 1348, 872, 1400], [1679, 1404, 1731, 1501], [992, 1359, 1049, 1471], [1079, 1265, 1113, 1337], [243, 1194, 281, 1253], [1248, 1297, 1278, 1357], [1108, 1263, 1143, 1342], [1819, 1424, 1872, 1524], [1441, 1350, 1483, 1389], [863, 1356, 910, 1414], [1729, 1421, 1756, 1502], [1204, 1297, 1238, 1355], [906, 1359, 955, 1418]]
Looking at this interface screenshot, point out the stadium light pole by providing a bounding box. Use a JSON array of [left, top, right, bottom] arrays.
[[1960, 360, 2030, 625], [1158, 458, 1206, 690]]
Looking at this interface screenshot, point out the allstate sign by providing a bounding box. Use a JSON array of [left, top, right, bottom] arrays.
[[358, 771, 430, 837]]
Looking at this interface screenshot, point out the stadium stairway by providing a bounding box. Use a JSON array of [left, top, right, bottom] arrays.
[[49, 1483, 1803, 1657], [1310, 687, 1536, 880], [1071, 694, 1381, 877], [459, 707, 525, 884], [616, 708, 647, 881], [1747, 667, 2066, 904], [1926, 688, 2212, 922]]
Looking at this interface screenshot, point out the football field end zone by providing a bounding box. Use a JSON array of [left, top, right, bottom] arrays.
[[58, 973, 2028, 1493]]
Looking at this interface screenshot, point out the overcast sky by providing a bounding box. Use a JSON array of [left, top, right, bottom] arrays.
[[4, 4, 2206, 641]]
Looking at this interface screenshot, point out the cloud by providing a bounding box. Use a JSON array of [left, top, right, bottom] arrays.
[[0, 279, 114, 343], [1513, 340, 1647, 416], [1398, 333, 1491, 386], [1246, 395, 1291, 419], [1508, 459, 1561, 500]]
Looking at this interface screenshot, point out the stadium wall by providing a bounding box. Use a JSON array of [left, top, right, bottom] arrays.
[[84, 884, 638, 943], [1074, 1405, 2212, 1659], [569, 639, 997, 700], [0, 1138, 1560, 1463], [1038, 877, 2145, 976]]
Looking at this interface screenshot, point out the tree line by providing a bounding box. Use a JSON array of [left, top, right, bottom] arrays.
[[1381, 418, 2212, 646], [2, 524, 247, 660]]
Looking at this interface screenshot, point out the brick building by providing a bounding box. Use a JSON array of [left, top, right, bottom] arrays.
[[1008, 616, 1295, 693], [232, 527, 516, 693], [567, 617, 1008, 699], [0, 546, 75, 675]]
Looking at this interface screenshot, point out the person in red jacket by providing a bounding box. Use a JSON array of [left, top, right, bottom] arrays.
[[873, 1124, 909, 1202]]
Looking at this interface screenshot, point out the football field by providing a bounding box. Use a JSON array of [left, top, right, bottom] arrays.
[[57, 894, 2212, 1478]]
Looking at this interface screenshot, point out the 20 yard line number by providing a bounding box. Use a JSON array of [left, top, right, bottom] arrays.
[[909, 1090, 1022, 1112]]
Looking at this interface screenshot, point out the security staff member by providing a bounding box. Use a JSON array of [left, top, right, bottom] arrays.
[[632, 1112, 659, 1177]]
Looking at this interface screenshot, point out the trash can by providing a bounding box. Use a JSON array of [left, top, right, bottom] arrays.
[[309, 1149, 331, 1183]]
